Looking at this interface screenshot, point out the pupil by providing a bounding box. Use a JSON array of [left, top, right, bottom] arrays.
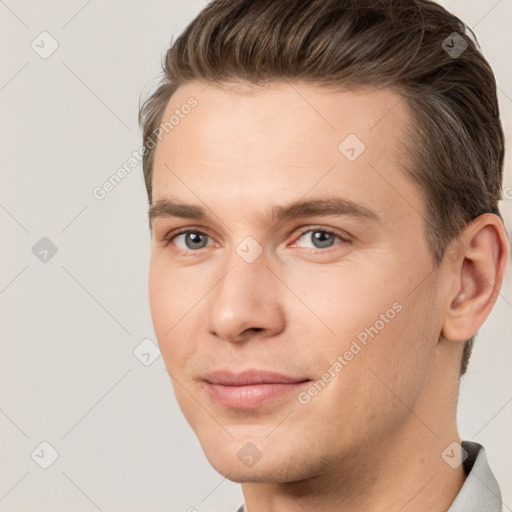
[[186, 232, 207, 249], [313, 231, 333, 248]]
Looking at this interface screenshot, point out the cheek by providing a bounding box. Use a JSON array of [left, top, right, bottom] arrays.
[[148, 263, 171, 338], [148, 259, 198, 333], [295, 257, 436, 391], [284, 260, 404, 345], [148, 261, 197, 370], [327, 278, 438, 416], [302, 298, 436, 451]]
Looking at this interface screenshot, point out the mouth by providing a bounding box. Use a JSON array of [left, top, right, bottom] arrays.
[[202, 369, 311, 409]]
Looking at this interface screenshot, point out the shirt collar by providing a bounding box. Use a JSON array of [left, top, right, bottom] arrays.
[[447, 441, 502, 511]]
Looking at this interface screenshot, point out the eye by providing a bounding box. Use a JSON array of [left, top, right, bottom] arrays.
[[292, 228, 349, 250], [160, 226, 351, 255], [164, 230, 214, 252]]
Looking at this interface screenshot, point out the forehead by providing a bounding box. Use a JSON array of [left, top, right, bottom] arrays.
[[151, 80, 424, 229]]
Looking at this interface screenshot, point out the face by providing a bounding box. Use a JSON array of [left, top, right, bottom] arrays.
[[148, 81, 445, 483]]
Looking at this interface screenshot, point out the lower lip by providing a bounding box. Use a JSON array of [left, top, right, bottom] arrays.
[[203, 381, 310, 409]]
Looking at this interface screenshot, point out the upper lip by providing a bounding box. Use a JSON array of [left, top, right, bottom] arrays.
[[203, 369, 310, 386]]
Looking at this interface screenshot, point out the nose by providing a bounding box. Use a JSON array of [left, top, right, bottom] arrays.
[[205, 251, 286, 344]]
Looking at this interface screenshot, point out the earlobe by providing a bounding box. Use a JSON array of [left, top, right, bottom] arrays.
[[441, 213, 509, 343]]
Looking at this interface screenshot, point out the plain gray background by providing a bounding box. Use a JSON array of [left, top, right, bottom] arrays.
[[1, 1, 511, 511]]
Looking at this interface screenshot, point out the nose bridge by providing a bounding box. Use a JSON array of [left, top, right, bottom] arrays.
[[206, 244, 284, 342], [212, 246, 271, 314], [216, 233, 271, 300]]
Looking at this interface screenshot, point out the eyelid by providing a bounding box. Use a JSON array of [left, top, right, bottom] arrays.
[[163, 225, 211, 240]]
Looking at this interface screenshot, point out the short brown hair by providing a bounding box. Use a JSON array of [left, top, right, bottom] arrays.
[[138, 0, 505, 376]]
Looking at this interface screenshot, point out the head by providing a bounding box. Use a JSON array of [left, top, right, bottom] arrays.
[[139, 0, 509, 484]]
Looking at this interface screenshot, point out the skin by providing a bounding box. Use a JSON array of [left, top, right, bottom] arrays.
[[147, 80, 509, 512]]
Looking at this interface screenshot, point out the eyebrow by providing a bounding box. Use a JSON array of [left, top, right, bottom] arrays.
[[148, 196, 382, 227]]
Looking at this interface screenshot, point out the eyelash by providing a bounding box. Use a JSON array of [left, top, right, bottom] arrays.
[[160, 225, 351, 255]]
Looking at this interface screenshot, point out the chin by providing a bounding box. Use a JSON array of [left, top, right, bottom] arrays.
[[199, 435, 330, 485], [206, 456, 291, 484]]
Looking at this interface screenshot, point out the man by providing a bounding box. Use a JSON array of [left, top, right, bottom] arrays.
[[138, 0, 509, 510]]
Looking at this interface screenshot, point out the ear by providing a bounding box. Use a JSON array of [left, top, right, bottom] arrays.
[[442, 213, 510, 342]]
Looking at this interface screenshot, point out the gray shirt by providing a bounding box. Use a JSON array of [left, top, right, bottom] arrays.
[[234, 441, 502, 511]]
